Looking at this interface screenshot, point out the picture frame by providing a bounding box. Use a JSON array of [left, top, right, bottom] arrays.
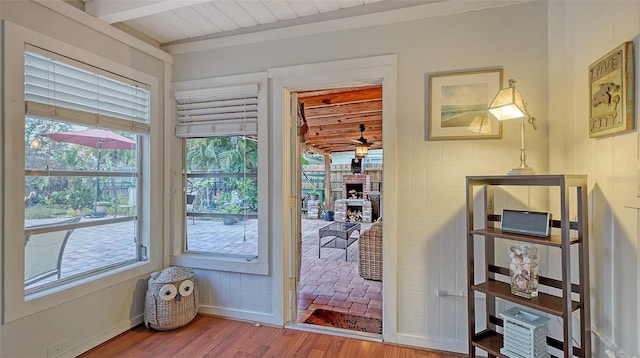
[[589, 41, 635, 138], [427, 68, 503, 140]]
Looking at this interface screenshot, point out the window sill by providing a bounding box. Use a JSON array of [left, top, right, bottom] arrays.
[[25, 260, 150, 302], [170, 252, 268, 275]]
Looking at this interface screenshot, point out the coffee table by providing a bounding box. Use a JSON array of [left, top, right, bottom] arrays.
[[318, 222, 361, 261]]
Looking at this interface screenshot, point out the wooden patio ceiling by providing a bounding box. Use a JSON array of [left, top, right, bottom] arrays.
[[297, 85, 382, 155]]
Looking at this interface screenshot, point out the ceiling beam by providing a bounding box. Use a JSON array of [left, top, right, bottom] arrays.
[[85, 0, 210, 24]]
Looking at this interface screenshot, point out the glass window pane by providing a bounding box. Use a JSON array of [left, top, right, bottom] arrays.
[[25, 218, 138, 289], [24, 117, 140, 290], [185, 136, 258, 257]]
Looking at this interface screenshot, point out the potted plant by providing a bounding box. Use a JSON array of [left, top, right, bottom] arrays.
[[220, 204, 242, 225], [309, 189, 319, 201]]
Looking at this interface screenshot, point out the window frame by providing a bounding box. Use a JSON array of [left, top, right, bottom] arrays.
[[170, 73, 269, 275], [2, 21, 163, 323]]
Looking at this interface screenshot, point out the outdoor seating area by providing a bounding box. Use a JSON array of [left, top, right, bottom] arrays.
[[297, 218, 382, 323], [24, 217, 81, 286], [358, 217, 383, 281]]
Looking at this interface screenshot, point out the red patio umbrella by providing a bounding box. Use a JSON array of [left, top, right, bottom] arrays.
[[44, 128, 136, 150], [43, 128, 136, 216]]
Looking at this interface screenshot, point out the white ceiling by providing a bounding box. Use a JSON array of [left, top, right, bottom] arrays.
[[80, 0, 444, 48]]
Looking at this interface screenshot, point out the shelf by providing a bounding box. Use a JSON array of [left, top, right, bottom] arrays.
[[467, 174, 587, 187], [472, 330, 506, 357], [470, 227, 579, 247], [473, 329, 560, 358], [466, 174, 590, 357], [472, 280, 580, 316]]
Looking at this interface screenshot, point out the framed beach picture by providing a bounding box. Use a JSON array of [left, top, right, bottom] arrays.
[[427, 68, 503, 140]]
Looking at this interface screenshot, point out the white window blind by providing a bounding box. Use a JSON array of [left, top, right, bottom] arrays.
[[174, 83, 259, 137], [24, 45, 150, 134]]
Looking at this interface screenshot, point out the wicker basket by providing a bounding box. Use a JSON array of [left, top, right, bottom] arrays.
[[144, 266, 198, 331], [358, 217, 382, 281]]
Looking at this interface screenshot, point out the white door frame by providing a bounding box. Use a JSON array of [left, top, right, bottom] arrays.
[[269, 54, 398, 342]]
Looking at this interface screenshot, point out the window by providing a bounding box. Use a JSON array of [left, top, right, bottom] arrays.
[[173, 74, 268, 273], [185, 136, 258, 257], [23, 47, 150, 294]]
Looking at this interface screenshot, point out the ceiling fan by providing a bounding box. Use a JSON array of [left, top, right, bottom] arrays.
[[351, 124, 373, 158], [351, 124, 375, 145]]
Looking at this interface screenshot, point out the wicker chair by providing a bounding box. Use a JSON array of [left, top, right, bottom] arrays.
[[358, 217, 382, 281]]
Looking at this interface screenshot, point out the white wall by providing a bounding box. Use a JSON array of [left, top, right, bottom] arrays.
[[0, 1, 169, 357], [172, 1, 549, 352], [548, 1, 640, 356], [5, 1, 634, 356]]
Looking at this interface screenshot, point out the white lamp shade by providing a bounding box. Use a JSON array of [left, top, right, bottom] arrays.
[[355, 144, 368, 158], [488, 85, 527, 121]]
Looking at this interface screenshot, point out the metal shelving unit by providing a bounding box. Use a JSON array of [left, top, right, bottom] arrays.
[[466, 175, 591, 357]]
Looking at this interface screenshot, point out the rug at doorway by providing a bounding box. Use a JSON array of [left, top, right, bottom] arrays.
[[303, 309, 382, 334]]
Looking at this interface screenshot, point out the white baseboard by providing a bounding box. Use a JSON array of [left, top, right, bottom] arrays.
[[197, 304, 278, 326], [395, 333, 467, 355], [50, 306, 275, 357], [54, 314, 144, 358]]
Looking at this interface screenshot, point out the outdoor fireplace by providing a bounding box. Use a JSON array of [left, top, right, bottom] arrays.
[[335, 174, 372, 223], [342, 174, 370, 200], [346, 183, 364, 199]]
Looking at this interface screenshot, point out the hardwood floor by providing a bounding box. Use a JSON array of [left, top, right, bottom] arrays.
[[79, 314, 466, 357]]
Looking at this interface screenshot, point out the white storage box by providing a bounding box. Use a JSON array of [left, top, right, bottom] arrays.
[[500, 307, 550, 358]]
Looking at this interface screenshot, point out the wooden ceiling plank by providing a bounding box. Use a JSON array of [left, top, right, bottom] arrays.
[[297, 85, 380, 98], [296, 85, 382, 154], [304, 101, 382, 118], [308, 136, 379, 144], [298, 87, 382, 107], [307, 126, 382, 136], [305, 113, 382, 126]]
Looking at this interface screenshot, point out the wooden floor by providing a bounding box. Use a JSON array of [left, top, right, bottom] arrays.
[[79, 314, 466, 357]]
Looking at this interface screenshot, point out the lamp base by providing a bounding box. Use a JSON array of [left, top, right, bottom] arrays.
[[508, 166, 535, 175]]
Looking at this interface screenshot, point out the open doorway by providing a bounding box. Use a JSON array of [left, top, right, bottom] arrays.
[[294, 85, 383, 335]]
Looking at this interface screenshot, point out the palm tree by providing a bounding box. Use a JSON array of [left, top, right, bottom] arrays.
[[218, 136, 257, 173]]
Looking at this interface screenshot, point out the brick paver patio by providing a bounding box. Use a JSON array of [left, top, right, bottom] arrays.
[[26, 216, 382, 327]]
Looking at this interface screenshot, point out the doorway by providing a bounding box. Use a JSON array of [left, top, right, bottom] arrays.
[[294, 85, 383, 334], [275, 54, 397, 339]]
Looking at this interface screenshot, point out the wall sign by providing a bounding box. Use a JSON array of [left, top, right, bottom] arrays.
[[589, 41, 635, 138]]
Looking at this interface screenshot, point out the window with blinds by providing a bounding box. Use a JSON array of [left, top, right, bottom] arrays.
[[174, 83, 258, 137], [25, 45, 150, 133], [173, 75, 268, 273], [23, 46, 149, 294]]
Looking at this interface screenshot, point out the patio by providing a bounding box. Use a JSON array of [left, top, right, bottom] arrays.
[[26, 216, 382, 324]]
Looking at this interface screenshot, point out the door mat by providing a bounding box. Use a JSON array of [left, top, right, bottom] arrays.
[[303, 309, 382, 334]]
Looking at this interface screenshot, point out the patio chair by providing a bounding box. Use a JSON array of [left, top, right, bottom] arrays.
[[24, 217, 81, 286], [358, 217, 382, 281], [117, 187, 136, 216]]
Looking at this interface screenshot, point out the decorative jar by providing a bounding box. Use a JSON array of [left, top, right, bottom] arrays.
[[509, 245, 539, 298]]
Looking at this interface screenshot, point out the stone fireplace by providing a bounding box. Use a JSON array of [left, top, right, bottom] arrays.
[[334, 174, 372, 223]]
